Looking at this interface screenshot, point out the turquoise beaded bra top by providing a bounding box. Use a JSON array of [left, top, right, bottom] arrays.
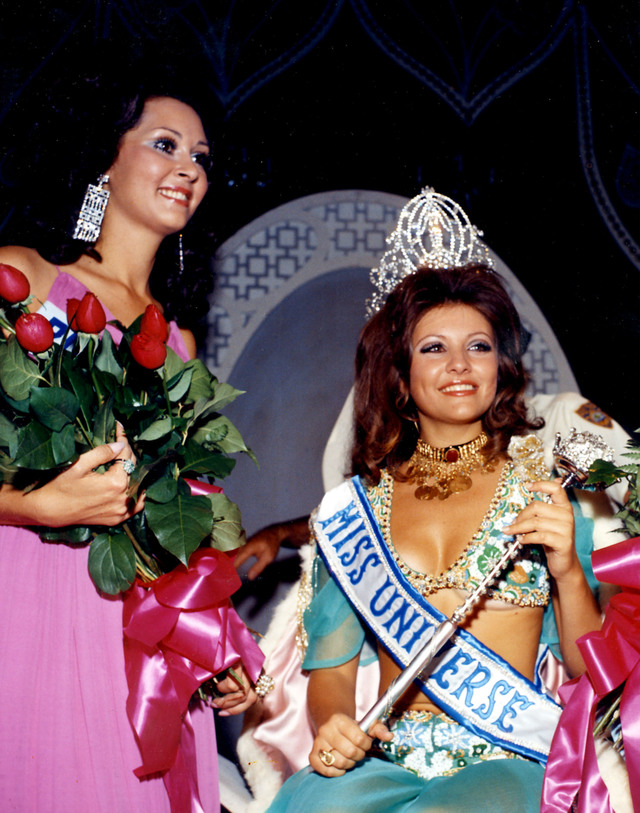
[[366, 448, 551, 609]]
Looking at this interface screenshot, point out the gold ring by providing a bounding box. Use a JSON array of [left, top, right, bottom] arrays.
[[318, 749, 336, 767]]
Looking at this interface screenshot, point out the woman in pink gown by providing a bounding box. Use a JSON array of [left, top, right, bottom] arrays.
[[0, 77, 254, 812]]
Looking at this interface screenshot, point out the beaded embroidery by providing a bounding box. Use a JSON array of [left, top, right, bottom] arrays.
[[368, 462, 550, 607], [379, 709, 523, 779]]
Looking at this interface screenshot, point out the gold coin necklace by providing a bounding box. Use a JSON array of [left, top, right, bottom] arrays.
[[406, 431, 494, 500]]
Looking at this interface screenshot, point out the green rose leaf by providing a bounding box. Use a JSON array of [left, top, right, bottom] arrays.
[[190, 410, 227, 444], [0, 453, 19, 483], [586, 459, 624, 488], [0, 390, 30, 414], [92, 394, 116, 446], [64, 358, 95, 426], [94, 330, 124, 382], [137, 415, 174, 442], [154, 429, 184, 459], [209, 380, 244, 412], [163, 346, 186, 381], [30, 386, 80, 431], [185, 384, 245, 432], [145, 493, 213, 565], [180, 439, 236, 477], [38, 524, 92, 544], [208, 492, 246, 551], [0, 336, 42, 401], [88, 532, 136, 595], [127, 450, 178, 495], [145, 475, 179, 503], [13, 421, 76, 469], [51, 423, 77, 464], [0, 412, 19, 454], [193, 415, 256, 461], [184, 359, 215, 402], [166, 366, 194, 403]]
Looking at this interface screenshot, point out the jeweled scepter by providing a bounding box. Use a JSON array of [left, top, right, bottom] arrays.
[[358, 428, 616, 734]]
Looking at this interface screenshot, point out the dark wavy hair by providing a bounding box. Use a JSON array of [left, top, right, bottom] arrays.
[[0, 65, 218, 340], [351, 264, 542, 483]]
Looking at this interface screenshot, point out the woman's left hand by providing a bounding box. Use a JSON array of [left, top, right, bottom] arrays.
[[504, 478, 578, 582], [207, 661, 258, 716]]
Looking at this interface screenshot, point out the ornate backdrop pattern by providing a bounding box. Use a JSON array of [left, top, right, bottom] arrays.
[[0, 1, 638, 431]]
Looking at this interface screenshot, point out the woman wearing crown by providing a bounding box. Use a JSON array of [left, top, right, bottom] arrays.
[[256, 191, 606, 812]]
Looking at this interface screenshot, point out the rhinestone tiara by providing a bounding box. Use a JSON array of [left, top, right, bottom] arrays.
[[367, 187, 494, 315]]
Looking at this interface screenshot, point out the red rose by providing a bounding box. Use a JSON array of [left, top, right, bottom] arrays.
[[0, 263, 30, 304], [131, 331, 167, 369], [66, 298, 81, 329], [140, 304, 169, 342], [15, 312, 55, 353], [74, 292, 106, 333]]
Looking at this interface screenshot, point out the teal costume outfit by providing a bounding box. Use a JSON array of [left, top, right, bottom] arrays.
[[267, 449, 598, 813]]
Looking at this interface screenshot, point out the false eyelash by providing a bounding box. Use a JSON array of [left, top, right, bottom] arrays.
[[152, 137, 178, 153]]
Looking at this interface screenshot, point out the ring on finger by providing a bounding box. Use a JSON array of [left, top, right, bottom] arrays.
[[319, 749, 336, 767], [121, 459, 135, 475]]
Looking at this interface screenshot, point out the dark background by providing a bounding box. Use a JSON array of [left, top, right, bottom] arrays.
[[1, 1, 639, 432]]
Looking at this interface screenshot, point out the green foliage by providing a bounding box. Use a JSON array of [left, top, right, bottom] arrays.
[[0, 310, 256, 595], [145, 493, 213, 565], [208, 492, 246, 551], [88, 532, 137, 594], [587, 429, 640, 538], [0, 336, 41, 400]]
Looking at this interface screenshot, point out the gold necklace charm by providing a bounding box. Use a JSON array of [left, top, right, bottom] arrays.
[[407, 432, 493, 500]]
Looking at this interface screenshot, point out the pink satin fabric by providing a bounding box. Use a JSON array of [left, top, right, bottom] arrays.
[[184, 479, 223, 497], [542, 536, 640, 812], [123, 548, 264, 812]]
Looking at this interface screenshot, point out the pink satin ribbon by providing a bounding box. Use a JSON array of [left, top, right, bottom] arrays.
[[184, 478, 222, 498], [542, 536, 640, 812], [123, 546, 264, 812]]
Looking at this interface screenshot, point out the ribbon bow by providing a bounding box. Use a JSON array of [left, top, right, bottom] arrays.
[[541, 536, 640, 812], [123, 547, 264, 812]]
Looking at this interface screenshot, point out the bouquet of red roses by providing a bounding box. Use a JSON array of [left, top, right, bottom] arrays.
[[0, 262, 254, 594]]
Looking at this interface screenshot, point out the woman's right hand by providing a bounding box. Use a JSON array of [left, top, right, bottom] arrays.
[[2, 425, 143, 528], [309, 713, 391, 777], [234, 516, 310, 580]]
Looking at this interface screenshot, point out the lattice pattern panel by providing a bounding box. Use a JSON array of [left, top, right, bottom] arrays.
[[502, 280, 559, 395], [307, 200, 400, 258], [522, 323, 559, 394], [215, 220, 317, 301], [206, 193, 567, 396]]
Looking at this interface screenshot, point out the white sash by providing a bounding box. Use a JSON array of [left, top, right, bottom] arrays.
[[37, 301, 77, 349], [314, 476, 562, 764]]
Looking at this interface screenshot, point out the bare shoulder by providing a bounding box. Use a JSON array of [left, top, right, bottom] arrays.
[[0, 245, 41, 273], [178, 327, 197, 359], [0, 246, 58, 302]]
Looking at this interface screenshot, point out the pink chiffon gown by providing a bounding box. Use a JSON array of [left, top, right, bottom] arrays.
[[0, 272, 219, 812]]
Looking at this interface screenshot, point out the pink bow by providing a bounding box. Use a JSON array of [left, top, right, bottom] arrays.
[[123, 547, 264, 812], [542, 536, 640, 812]]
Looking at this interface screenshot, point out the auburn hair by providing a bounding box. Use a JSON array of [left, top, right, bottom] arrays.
[[350, 264, 542, 483]]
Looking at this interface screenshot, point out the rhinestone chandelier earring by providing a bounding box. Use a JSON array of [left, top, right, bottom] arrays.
[[178, 232, 185, 275], [72, 174, 110, 243], [366, 187, 494, 315]]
